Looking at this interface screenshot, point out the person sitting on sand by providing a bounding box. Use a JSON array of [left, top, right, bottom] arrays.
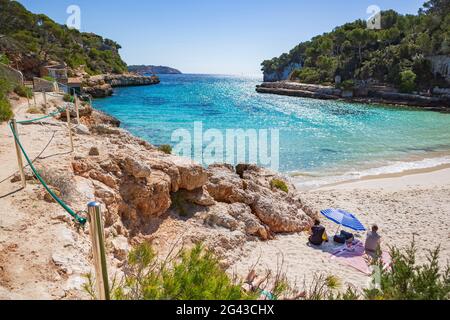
[[309, 219, 328, 246], [365, 224, 381, 257]]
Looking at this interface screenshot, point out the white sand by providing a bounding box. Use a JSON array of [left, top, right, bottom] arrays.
[[230, 167, 450, 293]]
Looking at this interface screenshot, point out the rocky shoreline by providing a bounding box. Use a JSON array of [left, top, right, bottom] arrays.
[[14, 95, 316, 265], [256, 81, 450, 112], [83, 73, 160, 98], [67, 112, 315, 255], [3, 91, 450, 299]]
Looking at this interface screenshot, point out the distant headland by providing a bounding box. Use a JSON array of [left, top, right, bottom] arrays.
[[128, 65, 182, 75]]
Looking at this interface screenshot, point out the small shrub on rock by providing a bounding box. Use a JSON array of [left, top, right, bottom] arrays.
[[158, 144, 172, 155], [14, 85, 32, 98], [399, 70, 417, 93], [270, 179, 289, 193], [27, 106, 42, 114], [63, 93, 74, 102]]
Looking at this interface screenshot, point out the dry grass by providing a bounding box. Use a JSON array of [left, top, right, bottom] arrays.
[[26, 106, 43, 114]]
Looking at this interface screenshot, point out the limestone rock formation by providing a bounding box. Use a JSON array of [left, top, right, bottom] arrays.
[[82, 73, 160, 98], [69, 110, 315, 257]]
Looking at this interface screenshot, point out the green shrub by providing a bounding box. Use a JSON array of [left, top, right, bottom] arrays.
[[0, 79, 13, 122], [0, 54, 10, 65], [271, 179, 289, 193], [0, 98, 13, 122], [337, 79, 355, 91], [103, 243, 256, 300], [399, 70, 417, 93], [364, 242, 450, 300], [158, 144, 172, 155], [14, 84, 32, 98], [0, 78, 13, 95], [292, 67, 321, 84], [63, 93, 74, 102], [43, 76, 56, 82]]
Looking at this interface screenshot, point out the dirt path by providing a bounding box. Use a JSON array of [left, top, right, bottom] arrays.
[[0, 94, 92, 300]]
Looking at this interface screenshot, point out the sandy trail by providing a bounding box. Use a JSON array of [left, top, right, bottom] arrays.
[[0, 94, 92, 300]]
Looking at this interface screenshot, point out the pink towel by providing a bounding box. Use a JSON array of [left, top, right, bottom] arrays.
[[331, 242, 391, 275]]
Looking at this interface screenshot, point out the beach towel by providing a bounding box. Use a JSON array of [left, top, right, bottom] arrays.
[[330, 241, 391, 275]]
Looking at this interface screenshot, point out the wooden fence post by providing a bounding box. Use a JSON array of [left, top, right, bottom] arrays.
[[42, 90, 47, 109], [66, 107, 74, 152], [11, 119, 26, 188], [74, 95, 80, 124], [87, 202, 110, 300]]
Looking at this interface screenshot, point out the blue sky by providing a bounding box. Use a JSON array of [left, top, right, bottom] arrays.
[[17, 0, 425, 75]]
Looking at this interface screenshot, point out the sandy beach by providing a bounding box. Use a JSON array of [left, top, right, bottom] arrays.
[[230, 166, 450, 292]]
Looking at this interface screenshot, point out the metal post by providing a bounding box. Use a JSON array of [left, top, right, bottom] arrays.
[[87, 202, 110, 300], [74, 95, 80, 124], [66, 107, 74, 152], [42, 90, 47, 109], [11, 119, 26, 188], [27, 93, 30, 109], [33, 92, 37, 107]]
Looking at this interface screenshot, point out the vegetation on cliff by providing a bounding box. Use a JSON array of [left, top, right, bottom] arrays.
[[261, 0, 450, 92], [0, 78, 13, 121], [128, 65, 182, 75], [0, 0, 127, 75]]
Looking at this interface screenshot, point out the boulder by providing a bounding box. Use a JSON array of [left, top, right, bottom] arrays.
[[124, 157, 152, 178], [170, 157, 208, 191], [74, 124, 90, 135], [206, 164, 254, 204], [204, 203, 270, 240], [119, 170, 172, 219], [88, 146, 100, 156], [60, 103, 93, 119], [226, 203, 270, 240], [251, 195, 311, 233], [177, 187, 216, 207], [110, 235, 130, 260]]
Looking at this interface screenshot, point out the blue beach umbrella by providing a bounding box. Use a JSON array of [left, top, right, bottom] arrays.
[[320, 209, 366, 232]]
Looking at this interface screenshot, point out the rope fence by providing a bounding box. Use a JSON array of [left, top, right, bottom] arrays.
[[5, 79, 110, 299], [8, 93, 86, 225], [16, 106, 67, 125]]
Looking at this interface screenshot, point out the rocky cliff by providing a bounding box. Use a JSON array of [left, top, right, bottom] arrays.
[[430, 55, 450, 84], [82, 73, 160, 98], [263, 62, 302, 82]]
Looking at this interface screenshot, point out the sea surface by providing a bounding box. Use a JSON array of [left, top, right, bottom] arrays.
[[93, 74, 450, 188]]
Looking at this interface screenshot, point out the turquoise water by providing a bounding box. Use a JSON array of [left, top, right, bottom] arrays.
[[93, 74, 450, 187]]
